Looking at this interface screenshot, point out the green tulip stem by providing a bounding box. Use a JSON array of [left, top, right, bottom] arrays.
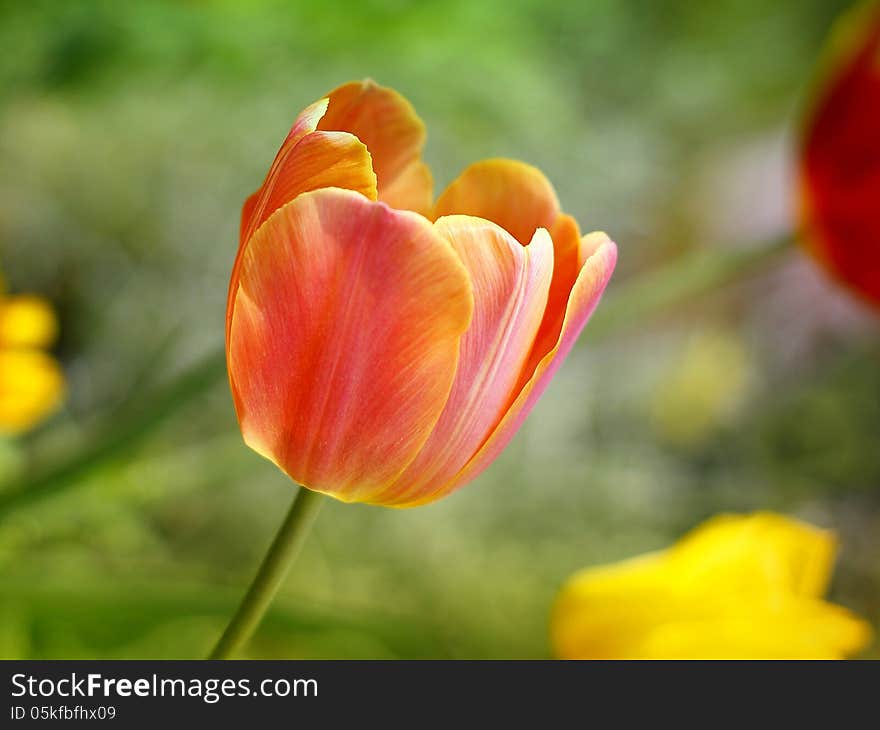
[[587, 234, 794, 340], [208, 486, 325, 659]]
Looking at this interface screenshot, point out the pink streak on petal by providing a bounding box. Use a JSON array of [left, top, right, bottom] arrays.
[[228, 188, 473, 503], [381, 217, 554, 506], [405, 235, 617, 506]]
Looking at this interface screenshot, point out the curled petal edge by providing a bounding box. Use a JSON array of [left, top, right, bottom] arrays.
[[391, 233, 617, 507]]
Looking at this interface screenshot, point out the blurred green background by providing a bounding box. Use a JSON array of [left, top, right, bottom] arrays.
[[1, 0, 878, 658]]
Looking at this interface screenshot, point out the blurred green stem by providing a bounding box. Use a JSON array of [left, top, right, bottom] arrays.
[[588, 235, 794, 340], [209, 486, 324, 659], [0, 352, 227, 518]]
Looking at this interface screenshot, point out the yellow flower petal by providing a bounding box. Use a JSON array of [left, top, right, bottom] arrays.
[[667, 513, 837, 598], [0, 295, 59, 349], [639, 597, 873, 660], [0, 350, 64, 433], [552, 512, 873, 660], [552, 552, 678, 659]]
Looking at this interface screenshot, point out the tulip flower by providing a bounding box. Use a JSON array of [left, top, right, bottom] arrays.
[[552, 512, 873, 659], [226, 80, 617, 507], [800, 2, 880, 308], [0, 282, 63, 434]]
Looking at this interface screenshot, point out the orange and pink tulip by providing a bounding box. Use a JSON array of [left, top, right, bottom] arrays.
[[800, 2, 880, 309], [227, 81, 616, 507]]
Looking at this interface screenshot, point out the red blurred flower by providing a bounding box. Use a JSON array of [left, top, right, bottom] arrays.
[[801, 3, 880, 308]]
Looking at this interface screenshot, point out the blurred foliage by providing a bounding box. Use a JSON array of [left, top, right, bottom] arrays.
[[0, 0, 877, 658]]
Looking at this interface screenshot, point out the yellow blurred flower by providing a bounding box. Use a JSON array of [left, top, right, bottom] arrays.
[[552, 512, 873, 659], [0, 283, 64, 433], [649, 329, 752, 448]]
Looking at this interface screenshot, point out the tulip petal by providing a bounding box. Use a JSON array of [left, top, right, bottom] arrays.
[[0, 350, 64, 434], [379, 159, 433, 215], [0, 296, 59, 349], [318, 80, 433, 215], [243, 98, 328, 243], [231, 120, 377, 345], [227, 188, 473, 503], [528, 213, 584, 368], [434, 159, 560, 246], [444, 234, 616, 496], [380, 217, 553, 506], [434, 161, 585, 368], [239, 100, 377, 248]]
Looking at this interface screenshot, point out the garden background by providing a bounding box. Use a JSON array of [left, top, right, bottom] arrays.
[[0, 0, 878, 658]]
